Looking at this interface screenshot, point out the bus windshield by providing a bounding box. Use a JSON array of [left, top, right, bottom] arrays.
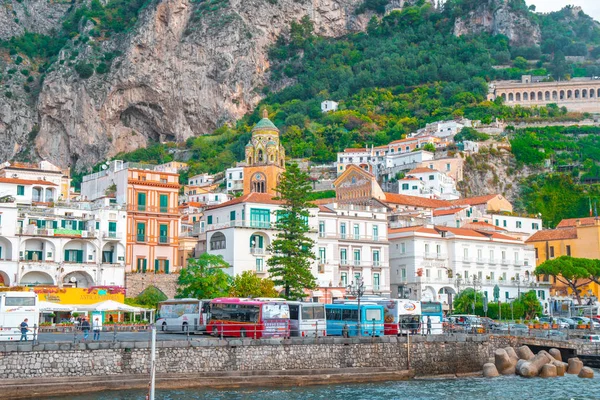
[[421, 302, 442, 314], [302, 305, 325, 320], [365, 308, 382, 321], [159, 302, 199, 319], [262, 304, 290, 320]]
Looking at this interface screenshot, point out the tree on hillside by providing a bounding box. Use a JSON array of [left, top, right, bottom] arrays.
[[534, 256, 594, 304], [176, 254, 231, 299], [229, 271, 279, 298], [267, 163, 317, 300]]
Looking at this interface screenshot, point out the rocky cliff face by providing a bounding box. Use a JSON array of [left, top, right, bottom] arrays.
[[0, 0, 72, 40], [27, 0, 368, 170], [453, 0, 540, 47]]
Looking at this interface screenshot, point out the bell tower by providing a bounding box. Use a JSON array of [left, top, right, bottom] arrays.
[[242, 109, 286, 195]]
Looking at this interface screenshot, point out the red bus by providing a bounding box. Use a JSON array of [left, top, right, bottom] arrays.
[[207, 298, 290, 338]]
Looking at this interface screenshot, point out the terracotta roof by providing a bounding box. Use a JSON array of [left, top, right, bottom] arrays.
[[451, 194, 500, 206], [384, 193, 451, 209], [187, 202, 203, 208], [465, 221, 507, 231], [206, 192, 284, 210], [318, 205, 335, 213], [388, 226, 439, 235], [556, 217, 600, 228], [435, 226, 485, 238], [312, 198, 336, 205], [407, 168, 441, 175], [389, 138, 418, 145], [0, 177, 58, 186], [433, 207, 466, 216], [343, 148, 369, 153], [526, 228, 578, 242]]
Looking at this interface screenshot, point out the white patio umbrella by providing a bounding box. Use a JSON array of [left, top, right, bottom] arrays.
[[79, 300, 145, 312], [38, 301, 75, 312]]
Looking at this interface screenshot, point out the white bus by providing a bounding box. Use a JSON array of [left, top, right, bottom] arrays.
[[287, 301, 327, 337], [156, 298, 210, 333], [0, 291, 39, 341], [340, 296, 422, 335]]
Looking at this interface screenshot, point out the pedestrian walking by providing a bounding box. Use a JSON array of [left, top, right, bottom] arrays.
[[81, 317, 91, 341], [93, 317, 101, 341], [19, 318, 30, 342], [426, 316, 432, 335]]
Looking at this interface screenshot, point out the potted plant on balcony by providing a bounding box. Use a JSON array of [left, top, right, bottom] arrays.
[[542, 321, 549, 329]]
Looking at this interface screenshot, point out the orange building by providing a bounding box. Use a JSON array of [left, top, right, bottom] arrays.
[[126, 167, 181, 274], [526, 217, 600, 298], [242, 109, 286, 196]]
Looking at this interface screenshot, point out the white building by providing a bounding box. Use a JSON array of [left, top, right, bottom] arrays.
[[316, 202, 390, 296], [419, 119, 469, 139], [388, 225, 550, 311], [0, 177, 61, 205], [188, 173, 215, 187], [321, 100, 339, 113], [399, 168, 459, 200], [201, 192, 319, 278], [0, 161, 71, 202], [0, 198, 127, 288], [186, 190, 231, 206], [225, 166, 244, 193]]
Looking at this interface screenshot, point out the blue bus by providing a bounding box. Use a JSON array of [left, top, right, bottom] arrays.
[[421, 301, 443, 335], [325, 303, 384, 337]]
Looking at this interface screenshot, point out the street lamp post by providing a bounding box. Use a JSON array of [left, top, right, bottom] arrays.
[[516, 274, 521, 299], [471, 277, 482, 315], [347, 277, 365, 337]]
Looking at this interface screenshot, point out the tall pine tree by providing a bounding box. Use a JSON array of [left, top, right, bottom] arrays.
[[267, 163, 316, 300]]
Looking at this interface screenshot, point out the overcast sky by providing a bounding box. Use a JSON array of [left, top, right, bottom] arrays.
[[527, 1, 600, 21]]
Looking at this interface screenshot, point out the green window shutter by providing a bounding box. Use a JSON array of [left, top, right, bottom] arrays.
[[143, 259, 147, 273], [230, 210, 236, 221], [52, 221, 58, 229], [258, 235, 263, 248], [207, 215, 213, 224], [159, 194, 168, 212], [36, 220, 42, 228], [78, 221, 85, 230], [17, 185, 24, 196], [96, 222, 100, 230], [109, 222, 117, 232], [64, 250, 70, 262], [138, 192, 146, 210], [155, 259, 159, 273], [159, 224, 168, 237], [77, 250, 83, 263], [165, 260, 169, 274], [61, 220, 66, 228]]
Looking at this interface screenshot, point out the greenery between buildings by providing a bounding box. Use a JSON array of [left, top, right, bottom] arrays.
[[452, 288, 542, 320], [176, 254, 232, 299], [534, 256, 600, 305]]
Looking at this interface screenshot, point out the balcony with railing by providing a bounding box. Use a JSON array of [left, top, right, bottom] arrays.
[[250, 247, 270, 255], [319, 232, 386, 242], [127, 205, 179, 214], [158, 236, 170, 245], [103, 231, 122, 240], [205, 220, 277, 231], [16, 226, 97, 238]]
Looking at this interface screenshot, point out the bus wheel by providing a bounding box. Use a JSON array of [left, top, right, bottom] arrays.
[[240, 328, 247, 338], [212, 326, 218, 337], [182, 323, 188, 333], [161, 323, 167, 332]]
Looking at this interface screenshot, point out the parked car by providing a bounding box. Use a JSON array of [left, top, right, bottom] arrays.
[[508, 323, 530, 336], [581, 334, 600, 343], [558, 317, 577, 329], [539, 317, 569, 329]]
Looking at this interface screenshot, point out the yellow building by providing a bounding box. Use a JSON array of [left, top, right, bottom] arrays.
[[242, 109, 286, 196], [526, 217, 600, 298], [126, 166, 181, 274]]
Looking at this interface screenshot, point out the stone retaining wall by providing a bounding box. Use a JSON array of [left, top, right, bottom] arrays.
[[0, 335, 592, 381]]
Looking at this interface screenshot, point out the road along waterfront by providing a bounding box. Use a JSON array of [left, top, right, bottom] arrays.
[[41, 374, 600, 400]]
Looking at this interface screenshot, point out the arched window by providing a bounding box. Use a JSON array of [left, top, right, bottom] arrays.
[[530, 92, 536, 101], [515, 93, 521, 101], [257, 150, 264, 163], [251, 173, 266, 193], [537, 91, 543, 100], [523, 92, 529, 101], [508, 93, 514, 102], [210, 232, 226, 250], [591, 89, 595, 98], [567, 90, 573, 99], [501, 93, 507, 101], [560, 90, 565, 100], [575, 90, 580, 99], [545, 91, 550, 101], [552, 91, 558, 100], [582, 89, 588, 98]]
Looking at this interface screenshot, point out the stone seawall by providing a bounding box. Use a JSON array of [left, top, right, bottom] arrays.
[[0, 335, 593, 398]]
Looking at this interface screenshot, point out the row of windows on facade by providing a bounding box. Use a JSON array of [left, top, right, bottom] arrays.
[[135, 222, 171, 243], [501, 88, 600, 102], [206, 209, 309, 227], [339, 272, 381, 290], [134, 258, 171, 273], [135, 192, 171, 212], [318, 221, 381, 240], [319, 248, 382, 266], [395, 268, 530, 284], [19, 219, 118, 231], [395, 242, 528, 262], [494, 219, 539, 230], [228, 172, 243, 180], [16, 249, 122, 263], [536, 245, 570, 259]]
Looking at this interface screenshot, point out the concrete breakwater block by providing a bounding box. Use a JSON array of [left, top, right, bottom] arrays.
[[494, 349, 515, 375], [515, 359, 527, 376], [567, 358, 583, 375], [483, 363, 499, 378], [578, 367, 594, 379], [504, 347, 519, 365], [548, 348, 562, 362], [516, 345, 534, 360], [551, 360, 567, 376], [540, 364, 557, 378], [518, 352, 552, 378]]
